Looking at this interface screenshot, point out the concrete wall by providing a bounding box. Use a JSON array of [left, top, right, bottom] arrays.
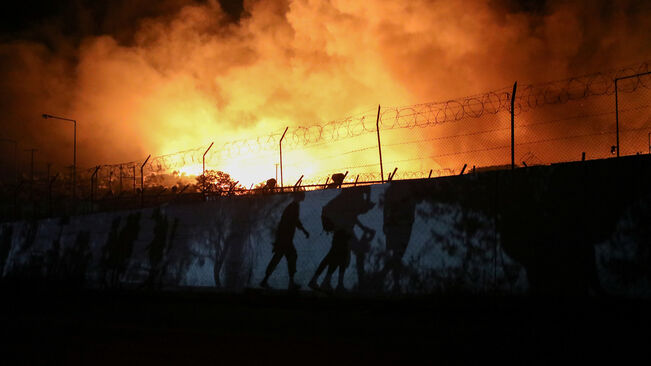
[[1, 155, 650, 297]]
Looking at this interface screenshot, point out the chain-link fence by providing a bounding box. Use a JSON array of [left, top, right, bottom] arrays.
[[1, 62, 650, 221], [617, 72, 651, 156], [277, 63, 651, 184]]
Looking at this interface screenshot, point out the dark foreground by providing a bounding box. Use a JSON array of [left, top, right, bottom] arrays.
[[1, 285, 649, 365]]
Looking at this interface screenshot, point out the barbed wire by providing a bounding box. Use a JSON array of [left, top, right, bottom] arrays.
[[208, 60, 650, 159], [76, 62, 650, 183], [7, 63, 651, 188], [334, 125, 651, 175], [297, 167, 460, 187]]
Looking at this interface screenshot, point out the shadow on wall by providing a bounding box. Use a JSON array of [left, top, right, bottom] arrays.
[[377, 182, 418, 292], [56, 230, 92, 286], [3, 220, 40, 281], [1, 217, 92, 287], [369, 178, 507, 294], [0, 225, 13, 275], [599, 192, 651, 292], [1, 156, 650, 297], [211, 196, 281, 290], [350, 156, 651, 296], [261, 191, 310, 291], [100, 212, 141, 289], [144, 208, 179, 290], [496, 158, 651, 295], [309, 186, 375, 292]]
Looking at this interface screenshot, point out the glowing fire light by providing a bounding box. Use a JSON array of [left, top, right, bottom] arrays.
[[178, 163, 203, 177], [1, 0, 648, 185]]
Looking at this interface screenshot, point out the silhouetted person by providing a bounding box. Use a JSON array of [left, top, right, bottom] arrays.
[[350, 225, 375, 289], [327, 173, 346, 189], [59, 231, 91, 286], [310, 228, 350, 291], [102, 213, 141, 288], [260, 191, 310, 290], [380, 183, 417, 292], [44, 217, 69, 279], [262, 178, 277, 194], [145, 208, 178, 289], [101, 217, 121, 288], [309, 186, 374, 292]]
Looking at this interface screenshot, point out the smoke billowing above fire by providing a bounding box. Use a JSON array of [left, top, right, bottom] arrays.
[[0, 0, 650, 185]]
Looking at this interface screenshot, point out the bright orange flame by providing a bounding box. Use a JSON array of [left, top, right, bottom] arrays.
[[178, 163, 203, 177], [3, 0, 648, 180]]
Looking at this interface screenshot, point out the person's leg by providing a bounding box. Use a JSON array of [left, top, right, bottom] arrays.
[[322, 263, 336, 290], [261, 252, 283, 287], [286, 247, 298, 289], [309, 255, 329, 289], [336, 265, 346, 291]]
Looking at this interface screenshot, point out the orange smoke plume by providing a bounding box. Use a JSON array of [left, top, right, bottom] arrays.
[[1, 0, 650, 186]]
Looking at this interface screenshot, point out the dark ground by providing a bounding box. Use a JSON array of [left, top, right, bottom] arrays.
[[1, 285, 649, 365]]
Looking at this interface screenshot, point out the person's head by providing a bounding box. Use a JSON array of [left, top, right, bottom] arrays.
[[331, 173, 345, 184]]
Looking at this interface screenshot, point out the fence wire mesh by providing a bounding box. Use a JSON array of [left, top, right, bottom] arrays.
[[617, 73, 651, 156], [1, 62, 650, 220]]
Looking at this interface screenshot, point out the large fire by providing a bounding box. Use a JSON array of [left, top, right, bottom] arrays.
[[1, 0, 650, 187]]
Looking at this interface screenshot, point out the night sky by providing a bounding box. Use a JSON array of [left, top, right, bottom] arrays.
[[0, 0, 573, 46]]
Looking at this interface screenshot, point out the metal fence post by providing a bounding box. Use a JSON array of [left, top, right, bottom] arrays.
[[376, 105, 384, 183], [90, 165, 100, 212], [141, 155, 151, 208], [25, 148, 37, 200], [614, 71, 651, 158], [49, 173, 58, 216], [294, 175, 304, 188], [510, 81, 517, 170], [0, 138, 17, 183], [202, 142, 214, 197], [13, 181, 23, 220], [615, 78, 620, 157], [108, 169, 113, 195], [279, 127, 289, 192]]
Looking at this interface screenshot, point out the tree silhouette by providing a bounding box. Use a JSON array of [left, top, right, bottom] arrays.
[[196, 170, 245, 195]]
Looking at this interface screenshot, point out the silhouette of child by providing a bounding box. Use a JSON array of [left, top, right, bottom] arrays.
[[309, 187, 374, 292]]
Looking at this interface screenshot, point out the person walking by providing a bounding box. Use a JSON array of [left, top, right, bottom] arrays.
[[260, 191, 310, 290]]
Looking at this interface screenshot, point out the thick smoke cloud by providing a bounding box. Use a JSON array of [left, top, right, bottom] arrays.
[[0, 0, 649, 177]]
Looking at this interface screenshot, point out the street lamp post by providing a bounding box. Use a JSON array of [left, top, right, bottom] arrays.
[[42, 114, 76, 200]]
